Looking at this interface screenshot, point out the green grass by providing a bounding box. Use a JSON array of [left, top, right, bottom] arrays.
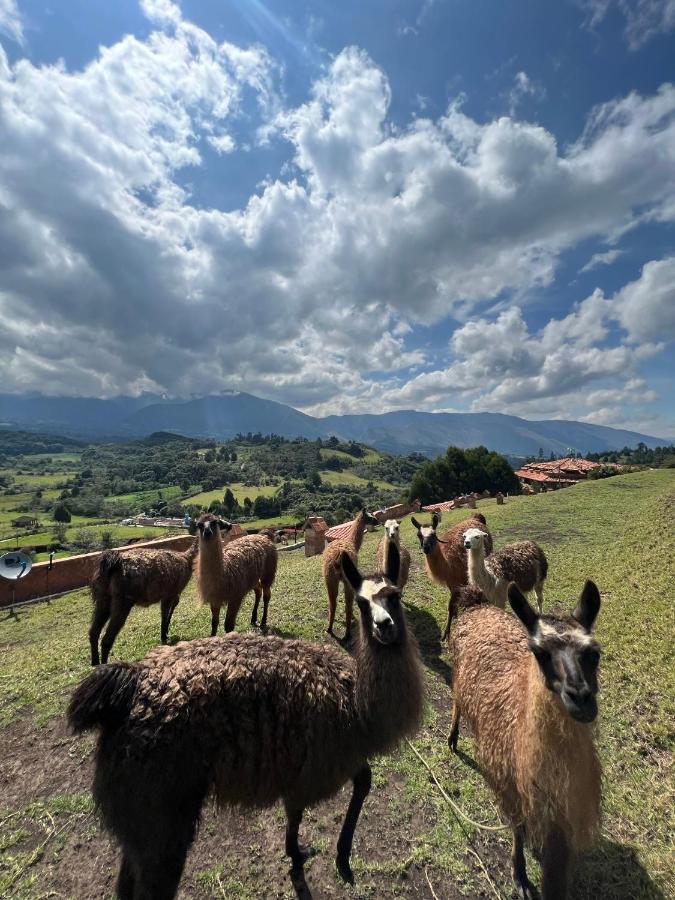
[[318, 469, 397, 491], [185, 482, 280, 507], [103, 485, 187, 506], [0, 469, 672, 898]]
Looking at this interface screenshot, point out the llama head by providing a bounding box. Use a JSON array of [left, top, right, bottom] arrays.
[[411, 515, 440, 556], [341, 542, 403, 646], [463, 527, 488, 551], [196, 512, 233, 543], [509, 581, 602, 724], [383, 519, 400, 541]]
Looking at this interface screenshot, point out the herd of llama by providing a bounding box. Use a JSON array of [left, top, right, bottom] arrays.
[[68, 504, 602, 900]]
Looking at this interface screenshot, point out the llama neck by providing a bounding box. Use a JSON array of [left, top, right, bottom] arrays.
[[349, 514, 367, 552], [467, 545, 490, 591], [353, 622, 424, 756], [426, 543, 450, 581], [520, 658, 601, 850], [197, 535, 225, 602]]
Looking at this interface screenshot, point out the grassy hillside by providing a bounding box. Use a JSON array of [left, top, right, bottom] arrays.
[[0, 469, 672, 898]]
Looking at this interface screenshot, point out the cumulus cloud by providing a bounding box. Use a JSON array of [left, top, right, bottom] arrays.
[[579, 0, 675, 49], [0, 0, 23, 44], [0, 19, 674, 423]]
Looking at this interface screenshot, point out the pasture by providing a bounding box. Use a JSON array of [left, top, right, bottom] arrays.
[[0, 469, 672, 899]]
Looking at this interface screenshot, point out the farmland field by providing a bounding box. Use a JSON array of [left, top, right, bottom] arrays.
[[0, 470, 673, 899]]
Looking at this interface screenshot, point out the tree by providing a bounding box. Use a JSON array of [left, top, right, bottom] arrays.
[[53, 503, 71, 523], [223, 488, 236, 516], [52, 522, 67, 544]]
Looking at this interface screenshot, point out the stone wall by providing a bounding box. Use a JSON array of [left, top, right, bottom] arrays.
[[0, 535, 194, 608]]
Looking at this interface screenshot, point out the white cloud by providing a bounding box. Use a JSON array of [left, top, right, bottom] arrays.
[[579, 0, 675, 49], [580, 248, 624, 272], [612, 256, 675, 342], [0, 25, 673, 423], [0, 0, 23, 44], [507, 71, 546, 115]]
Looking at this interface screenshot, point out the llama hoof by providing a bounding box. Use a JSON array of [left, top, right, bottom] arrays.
[[513, 878, 540, 900], [335, 854, 354, 885], [448, 731, 458, 753]]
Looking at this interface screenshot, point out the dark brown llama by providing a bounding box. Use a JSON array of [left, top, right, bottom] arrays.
[[68, 541, 424, 899], [89, 539, 198, 666]]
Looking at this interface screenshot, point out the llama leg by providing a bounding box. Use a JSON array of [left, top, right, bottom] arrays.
[[115, 852, 135, 900], [224, 599, 242, 633], [511, 826, 539, 900], [448, 699, 460, 752], [251, 584, 262, 626], [534, 582, 544, 613], [88, 599, 110, 666], [160, 595, 177, 644], [132, 830, 194, 900], [100, 602, 133, 664], [284, 803, 315, 870], [541, 825, 568, 900], [343, 583, 354, 641], [326, 576, 339, 637], [260, 584, 271, 628], [335, 763, 372, 884], [210, 605, 220, 636]]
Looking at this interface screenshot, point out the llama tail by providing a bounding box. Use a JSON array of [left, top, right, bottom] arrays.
[[90, 550, 122, 597], [67, 663, 138, 733]]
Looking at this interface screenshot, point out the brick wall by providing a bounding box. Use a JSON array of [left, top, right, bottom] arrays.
[[0, 535, 194, 608]]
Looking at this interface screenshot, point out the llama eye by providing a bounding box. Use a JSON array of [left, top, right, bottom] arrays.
[[583, 649, 600, 667]]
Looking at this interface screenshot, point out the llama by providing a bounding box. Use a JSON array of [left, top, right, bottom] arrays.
[[375, 519, 411, 589], [463, 527, 548, 611], [67, 542, 424, 899], [88, 540, 198, 666], [196, 513, 277, 634], [323, 508, 380, 639], [410, 513, 493, 640], [449, 581, 602, 899]]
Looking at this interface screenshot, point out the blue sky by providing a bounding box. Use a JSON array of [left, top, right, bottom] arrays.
[[0, 0, 673, 437]]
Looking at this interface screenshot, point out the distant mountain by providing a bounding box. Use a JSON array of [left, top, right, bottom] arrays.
[[0, 391, 670, 457]]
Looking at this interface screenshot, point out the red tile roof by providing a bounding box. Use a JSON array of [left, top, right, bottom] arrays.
[[325, 520, 354, 541], [422, 500, 456, 512]]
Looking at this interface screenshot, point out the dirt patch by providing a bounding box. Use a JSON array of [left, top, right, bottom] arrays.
[[0, 698, 508, 899]]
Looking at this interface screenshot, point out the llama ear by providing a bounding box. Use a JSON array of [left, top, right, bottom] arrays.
[[508, 583, 539, 635], [573, 580, 601, 631], [431, 513, 439, 529], [340, 552, 362, 593], [411, 517, 421, 531], [217, 520, 232, 531], [386, 540, 400, 586]]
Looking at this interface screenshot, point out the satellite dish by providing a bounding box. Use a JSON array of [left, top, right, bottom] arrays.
[[0, 551, 33, 581]]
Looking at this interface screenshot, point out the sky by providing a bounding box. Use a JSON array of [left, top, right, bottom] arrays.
[[0, 0, 674, 437]]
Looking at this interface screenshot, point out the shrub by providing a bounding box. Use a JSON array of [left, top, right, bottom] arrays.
[[53, 503, 71, 523]]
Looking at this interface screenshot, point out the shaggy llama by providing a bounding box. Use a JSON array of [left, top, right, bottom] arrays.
[[463, 527, 548, 611], [196, 513, 277, 634], [89, 540, 198, 666], [68, 541, 424, 899], [449, 581, 602, 899]]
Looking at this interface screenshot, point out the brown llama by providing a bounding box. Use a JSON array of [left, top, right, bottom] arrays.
[[410, 512, 493, 640], [67, 542, 424, 899], [88, 539, 198, 666], [322, 508, 380, 639], [449, 581, 602, 899], [195, 513, 277, 634]]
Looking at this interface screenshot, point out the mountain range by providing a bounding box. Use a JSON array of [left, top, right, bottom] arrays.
[[0, 392, 670, 457]]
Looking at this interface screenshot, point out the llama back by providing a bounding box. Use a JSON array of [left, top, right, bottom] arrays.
[[487, 541, 547, 592]]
